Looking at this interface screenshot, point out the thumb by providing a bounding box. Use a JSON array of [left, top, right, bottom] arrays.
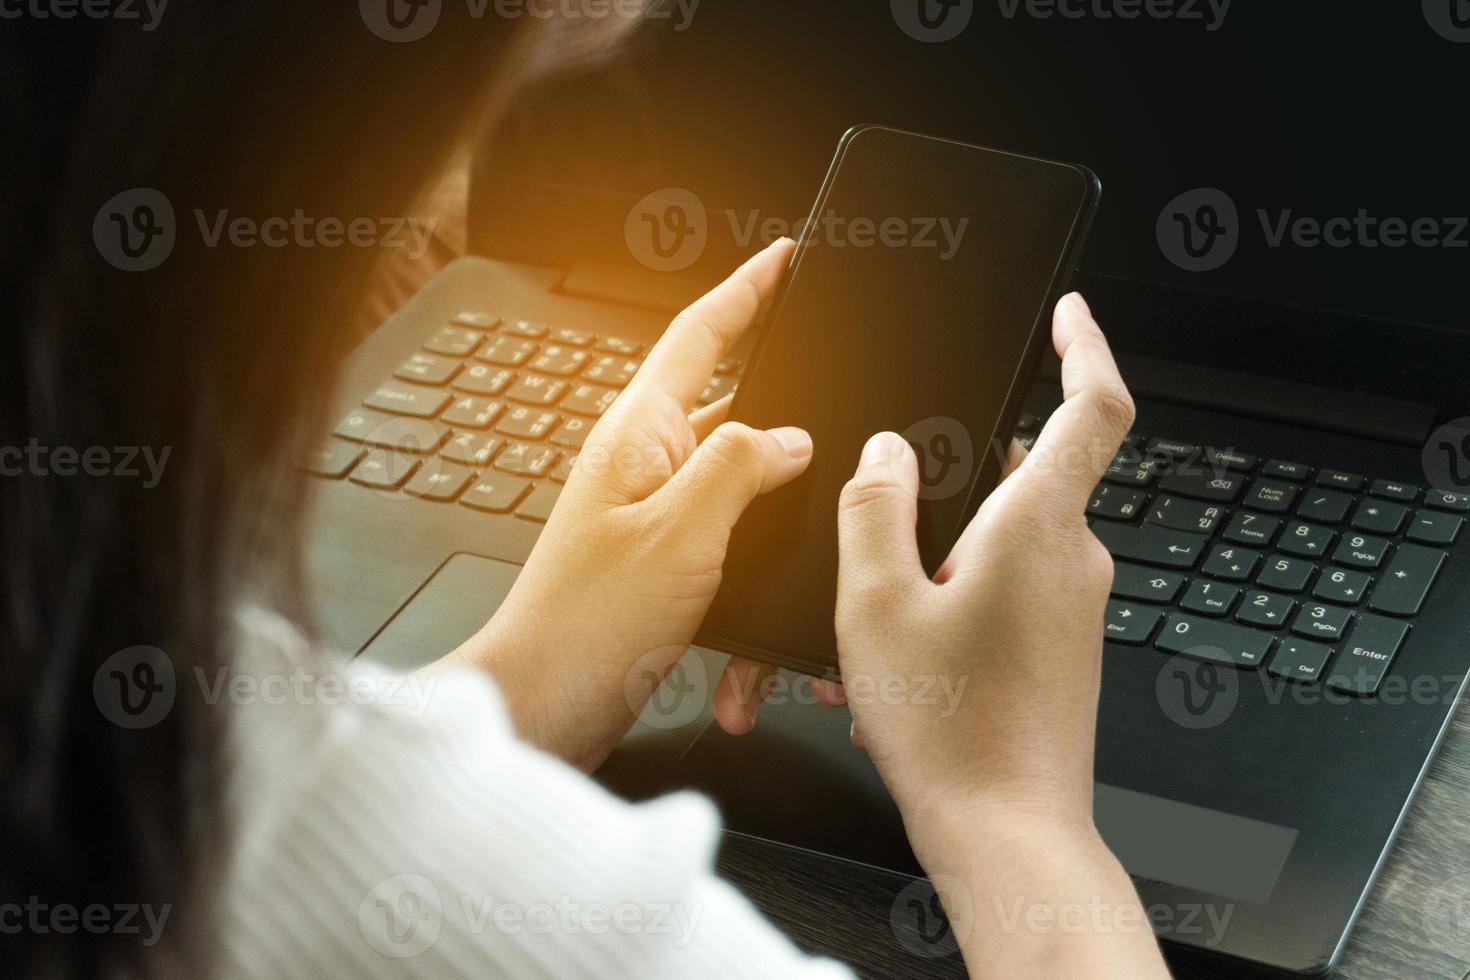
[[837, 432, 927, 601], [657, 421, 813, 533]]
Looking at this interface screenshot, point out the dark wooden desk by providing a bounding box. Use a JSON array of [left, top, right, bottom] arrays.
[[717, 697, 1470, 979]]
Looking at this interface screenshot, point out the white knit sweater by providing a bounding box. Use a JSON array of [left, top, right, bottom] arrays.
[[212, 607, 851, 978]]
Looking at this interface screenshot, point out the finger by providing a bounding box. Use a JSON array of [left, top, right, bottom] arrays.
[[655, 421, 812, 533], [1001, 437, 1028, 479], [628, 238, 795, 411], [836, 432, 927, 601], [713, 658, 778, 735], [689, 394, 734, 443], [934, 437, 1030, 584], [813, 678, 847, 707], [849, 720, 868, 750], [1019, 293, 1135, 515]]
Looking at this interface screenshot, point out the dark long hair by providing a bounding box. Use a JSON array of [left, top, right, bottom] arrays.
[[1, 6, 643, 974]]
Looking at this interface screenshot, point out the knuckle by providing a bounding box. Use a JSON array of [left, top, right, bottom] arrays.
[[1083, 381, 1136, 435], [707, 423, 766, 470], [1078, 534, 1117, 594], [839, 470, 904, 515], [669, 307, 726, 352]]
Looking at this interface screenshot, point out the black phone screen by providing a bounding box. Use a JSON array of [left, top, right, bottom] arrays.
[[699, 127, 1098, 673]]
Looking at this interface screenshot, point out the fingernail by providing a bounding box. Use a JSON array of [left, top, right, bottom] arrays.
[[769, 426, 813, 459], [859, 431, 904, 468]]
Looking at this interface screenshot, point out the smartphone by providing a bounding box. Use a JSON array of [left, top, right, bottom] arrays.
[[697, 125, 1101, 676]]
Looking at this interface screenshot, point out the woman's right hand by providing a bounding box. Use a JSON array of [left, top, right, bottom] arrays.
[[834, 293, 1168, 978]]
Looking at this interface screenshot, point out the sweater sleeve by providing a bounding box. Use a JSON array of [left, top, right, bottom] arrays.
[[212, 606, 852, 979]]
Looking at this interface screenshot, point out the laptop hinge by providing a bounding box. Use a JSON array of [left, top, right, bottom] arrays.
[[1113, 354, 1435, 447]]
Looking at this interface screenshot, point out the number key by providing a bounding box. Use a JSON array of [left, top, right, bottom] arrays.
[[1291, 603, 1352, 642], [1278, 521, 1335, 558], [1257, 555, 1314, 593], [1202, 545, 1261, 581], [1332, 533, 1390, 569], [1180, 580, 1240, 618], [1237, 590, 1295, 628], [1223, 511, 1280, 547], [1312, 566, 1371, 605]]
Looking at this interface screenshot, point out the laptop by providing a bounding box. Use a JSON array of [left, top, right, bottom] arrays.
[[303, 5, 1470, 975]]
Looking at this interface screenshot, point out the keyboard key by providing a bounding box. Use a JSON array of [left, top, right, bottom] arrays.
[[450, 310, 498, 330], [1368, 543, 1445, 616], [1350, 499, 1407, 535], [529, 345, 593, 377], [1317, 469, 1364, 492], [1263, 460, 1311, 482], [442, 432, 504, 468], [303, 440, 364, 479], [550, 326, 595, 347], [1146, 438, 1198, 463], [453, 364, 515, 397], [551, 454, 577, 483], [1180, 581, 1239, 618], [1091, 522, 1205, 569], [1202, 545, 1261, 582], [358, 417, 450, 455], [698, 375, 739, 406], [1088, 484, 1146, 521], [1016, 413, 1041, 433], [1202, 448, 1257, 472], [501, 318, 548, 338], [1223, 511, 1281, 547], [1268, 639, 1333, 684], [1312, 567, 1370, 605], [1156, 615, 1274, 669], [349, 449, 419, 490], [595, 335, 643, 356], [441, 395, 504, 430], [394, 352, 461, 386], [494, 441, 559, 478], [1326, 614, 1410, 696], [1257, 555, 1314, 593], [1102, 455, 1161, 487], [582, 355, 641, 387], [1292, 603, 1352, 642], [1424, 489, 1470, 512], [1110, 562, 1185, 603], [1158, 470, 1245, 503], [1145, 495, 1225, 535], [1242, 480, 1299, 514], [516, 483, 562, 524], [506, 374, 569, 407], [1369, 479, 1419, 502], [549, 416, 592, 450], [1297, 488, 1353, 524], [364, 381, 451, 418], [403, 462, 475, 502], [495, 407, 559, 441], [1103, 600, 1162, 645], [562, 382, 619, 418], [334, 407, 396, 443], [1278, 521, 1335, 559], [460, 475, 532, 514], [477, 335, 538, 366], [1237, 590, 1295, 628], [1407, 511, 1463, 546], [1333, 533, 1390, 569], [425, 325, 484, 357]]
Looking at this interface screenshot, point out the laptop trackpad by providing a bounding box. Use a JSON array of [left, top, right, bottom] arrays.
[[358, 553, 521, 671]]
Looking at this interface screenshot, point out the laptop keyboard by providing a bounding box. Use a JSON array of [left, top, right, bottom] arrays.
[[1050, 416, 1467, 697], [305, 310, 738, 525], [310, 307, 1463, 699]]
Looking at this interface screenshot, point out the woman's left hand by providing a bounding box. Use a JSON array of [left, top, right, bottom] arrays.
[[443, 239, 812, 769]]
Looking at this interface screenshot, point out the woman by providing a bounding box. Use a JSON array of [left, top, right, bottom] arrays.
[[1, 5, 1167, 977]]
